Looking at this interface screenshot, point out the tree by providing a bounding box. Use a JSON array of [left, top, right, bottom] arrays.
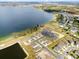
[[56, 14, 64, 22]]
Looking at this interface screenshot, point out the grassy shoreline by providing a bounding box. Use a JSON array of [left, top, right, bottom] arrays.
[[0, 34, 12, 41], [0, 24, 42, 41]]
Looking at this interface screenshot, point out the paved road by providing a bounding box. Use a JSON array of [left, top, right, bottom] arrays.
[[30, 35, 58, 58]]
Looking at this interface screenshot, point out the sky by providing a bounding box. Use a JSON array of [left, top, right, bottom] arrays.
[[0, 0, 79, 2]]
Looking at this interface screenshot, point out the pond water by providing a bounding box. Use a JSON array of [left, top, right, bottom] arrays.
[[0, 6, 52, 36]]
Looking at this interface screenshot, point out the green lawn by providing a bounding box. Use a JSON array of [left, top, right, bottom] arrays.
[[0, 34, 12, 41]]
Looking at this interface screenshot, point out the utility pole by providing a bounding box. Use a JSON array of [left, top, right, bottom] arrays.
[[41, 0, 43, 9], [41, 0, 48, 10]]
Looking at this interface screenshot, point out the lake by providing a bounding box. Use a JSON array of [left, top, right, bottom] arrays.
[[0, 6, 52, 36]]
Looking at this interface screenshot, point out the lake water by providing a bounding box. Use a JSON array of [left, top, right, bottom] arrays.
[[0, 6, 52, 36]]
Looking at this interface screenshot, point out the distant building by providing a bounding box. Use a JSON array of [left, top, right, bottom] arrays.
[[41, 29, 58, 39], [71, 27, 78, 33]]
